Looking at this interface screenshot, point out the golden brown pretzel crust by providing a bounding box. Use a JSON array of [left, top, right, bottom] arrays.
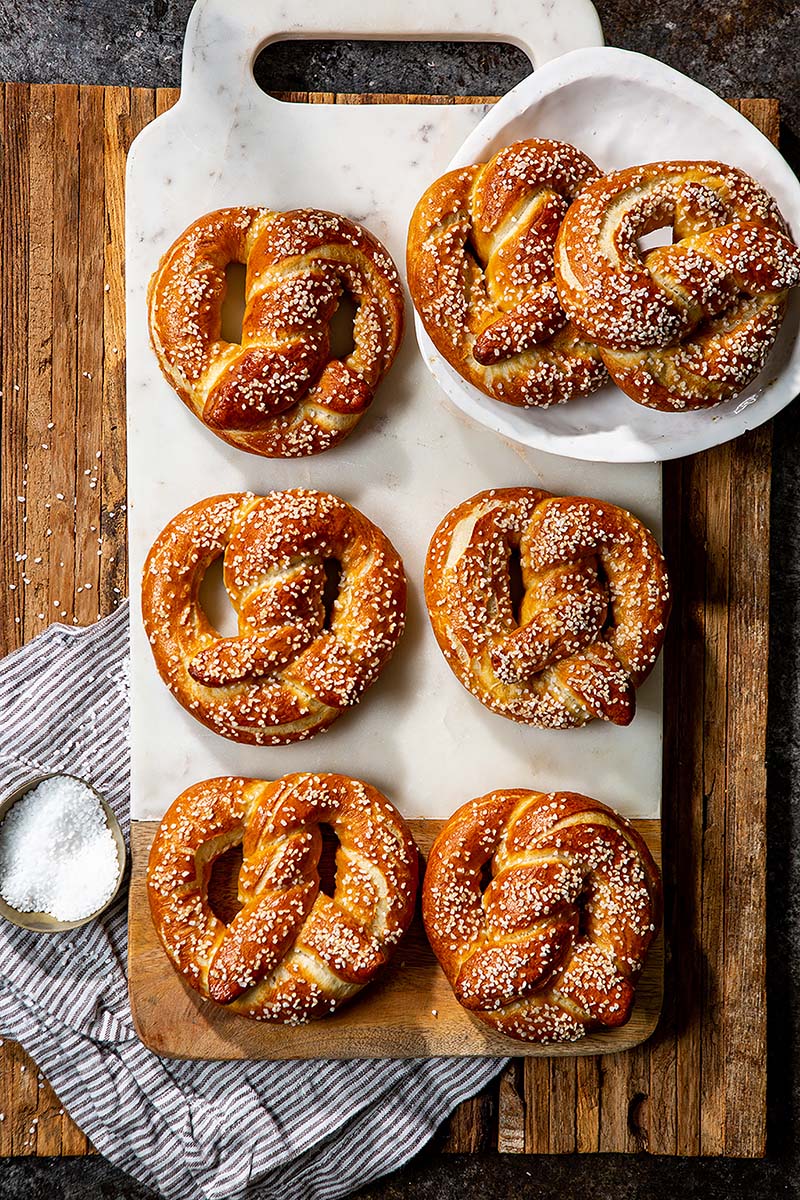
[[141, 489, 406, 744], [422, 789, 661, 1044], [148, 207, 404, 456], [147, 773, 419, 1023], [424, 487, 670, 728], [554, 160, 800, 410], [406, 139, 608, 408]]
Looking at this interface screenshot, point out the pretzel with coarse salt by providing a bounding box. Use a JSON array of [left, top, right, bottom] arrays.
[[141, 489, 406, 745], [148, 773, 418, 1023], [148, 206, 404, 456], [554, 160, 800, 410], [423, 788, 661, 1043], [407, 138, 608, 408], [424, 487, 670, 729]]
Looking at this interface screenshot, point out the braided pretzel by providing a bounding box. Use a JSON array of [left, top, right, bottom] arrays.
[[148, 207, 404, 456], [141, 489, 406, 744], [425, 487, 670, 728], [554, 161, 800, 410], [406, 139, 608, 408], [147, 773, 418, 1022], [422, 789, 661, 1043]]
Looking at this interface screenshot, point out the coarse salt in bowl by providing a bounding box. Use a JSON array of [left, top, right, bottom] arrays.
[[0, 774, 126, 932]]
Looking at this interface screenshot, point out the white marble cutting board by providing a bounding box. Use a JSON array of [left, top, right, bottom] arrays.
[[126, 0, 664, 823]]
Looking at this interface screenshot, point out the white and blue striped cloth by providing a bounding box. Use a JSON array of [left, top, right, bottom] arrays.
[[0, 605, 503, 1200]]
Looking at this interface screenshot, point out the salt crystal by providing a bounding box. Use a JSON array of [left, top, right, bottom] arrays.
[[0, 776, 120, 921]]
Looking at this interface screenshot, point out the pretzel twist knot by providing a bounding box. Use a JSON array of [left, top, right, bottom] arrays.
[[422, 790, 661, 1043], [406, 139, 608, 408], [142, 489, 406, 744], [424, 487, 670, 728], [147, 774, 419, 1023], [555, 161, 800, 410], [148, 206, 404, 456]]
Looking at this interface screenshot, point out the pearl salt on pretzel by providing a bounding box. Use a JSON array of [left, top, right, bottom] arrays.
[[406, 139, 608, 408], [147, 773, 419, 1023], [554, 161, 800, 410], [424, 487, 670, 728], [148, 207, 404, 456], [141, 490, 406, 744], [423, 789, 661, 1043]]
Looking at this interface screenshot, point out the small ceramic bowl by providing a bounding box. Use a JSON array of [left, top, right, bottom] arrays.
[[0, 773, 127, 933]]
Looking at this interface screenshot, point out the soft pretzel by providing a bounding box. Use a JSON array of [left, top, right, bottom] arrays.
[[554, 160, 800, 410], [142, 489, 406, 744], [422, 789, 661, 1043], [425, 487, 670, 728], [406, 139, 608, 408], [148, 773, 418, 1022], [148, 207, 404, 456]]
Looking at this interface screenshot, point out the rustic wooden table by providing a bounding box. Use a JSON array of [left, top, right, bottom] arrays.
[[0, 82, 775, 1160]]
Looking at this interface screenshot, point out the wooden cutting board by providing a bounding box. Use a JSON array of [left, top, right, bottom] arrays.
[[129, 819, 662, 1059], [0, 82, 773, 1156]]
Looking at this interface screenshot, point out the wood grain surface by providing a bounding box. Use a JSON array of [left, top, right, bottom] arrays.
[[129, 819, 662, 1061], [0, 85, 775, 1156]]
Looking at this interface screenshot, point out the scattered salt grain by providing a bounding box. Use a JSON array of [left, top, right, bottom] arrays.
[[0, 776, 120, 921]]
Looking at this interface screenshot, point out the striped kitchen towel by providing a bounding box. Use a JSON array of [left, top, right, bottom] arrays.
[[0, 605, 504, 1200]]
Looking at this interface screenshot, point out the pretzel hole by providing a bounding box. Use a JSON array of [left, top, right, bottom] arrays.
[[637, 225, 674, 255], [576, 883, 592, 936], [329, 292, 358, 360], [322, 557, 343, 630], [208, 843, 244, 925], [318, 824, 341, 898], [595, 559, 614, 631], [220, 261, 247, 345], [478, 858, 494, 897], [198, 556, 239, 636], [507, 547, 525, 624], [464, 226, 486, 270]]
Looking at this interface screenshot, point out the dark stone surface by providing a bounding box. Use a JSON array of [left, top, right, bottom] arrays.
[[0, 1, 799, 1196]]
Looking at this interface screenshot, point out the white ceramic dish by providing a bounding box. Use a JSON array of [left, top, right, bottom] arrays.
[[414, 45, 800, 463], [126, 0, 664, 827]]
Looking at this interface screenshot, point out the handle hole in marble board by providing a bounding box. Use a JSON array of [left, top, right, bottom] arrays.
[[254, 39, 531, 102]]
